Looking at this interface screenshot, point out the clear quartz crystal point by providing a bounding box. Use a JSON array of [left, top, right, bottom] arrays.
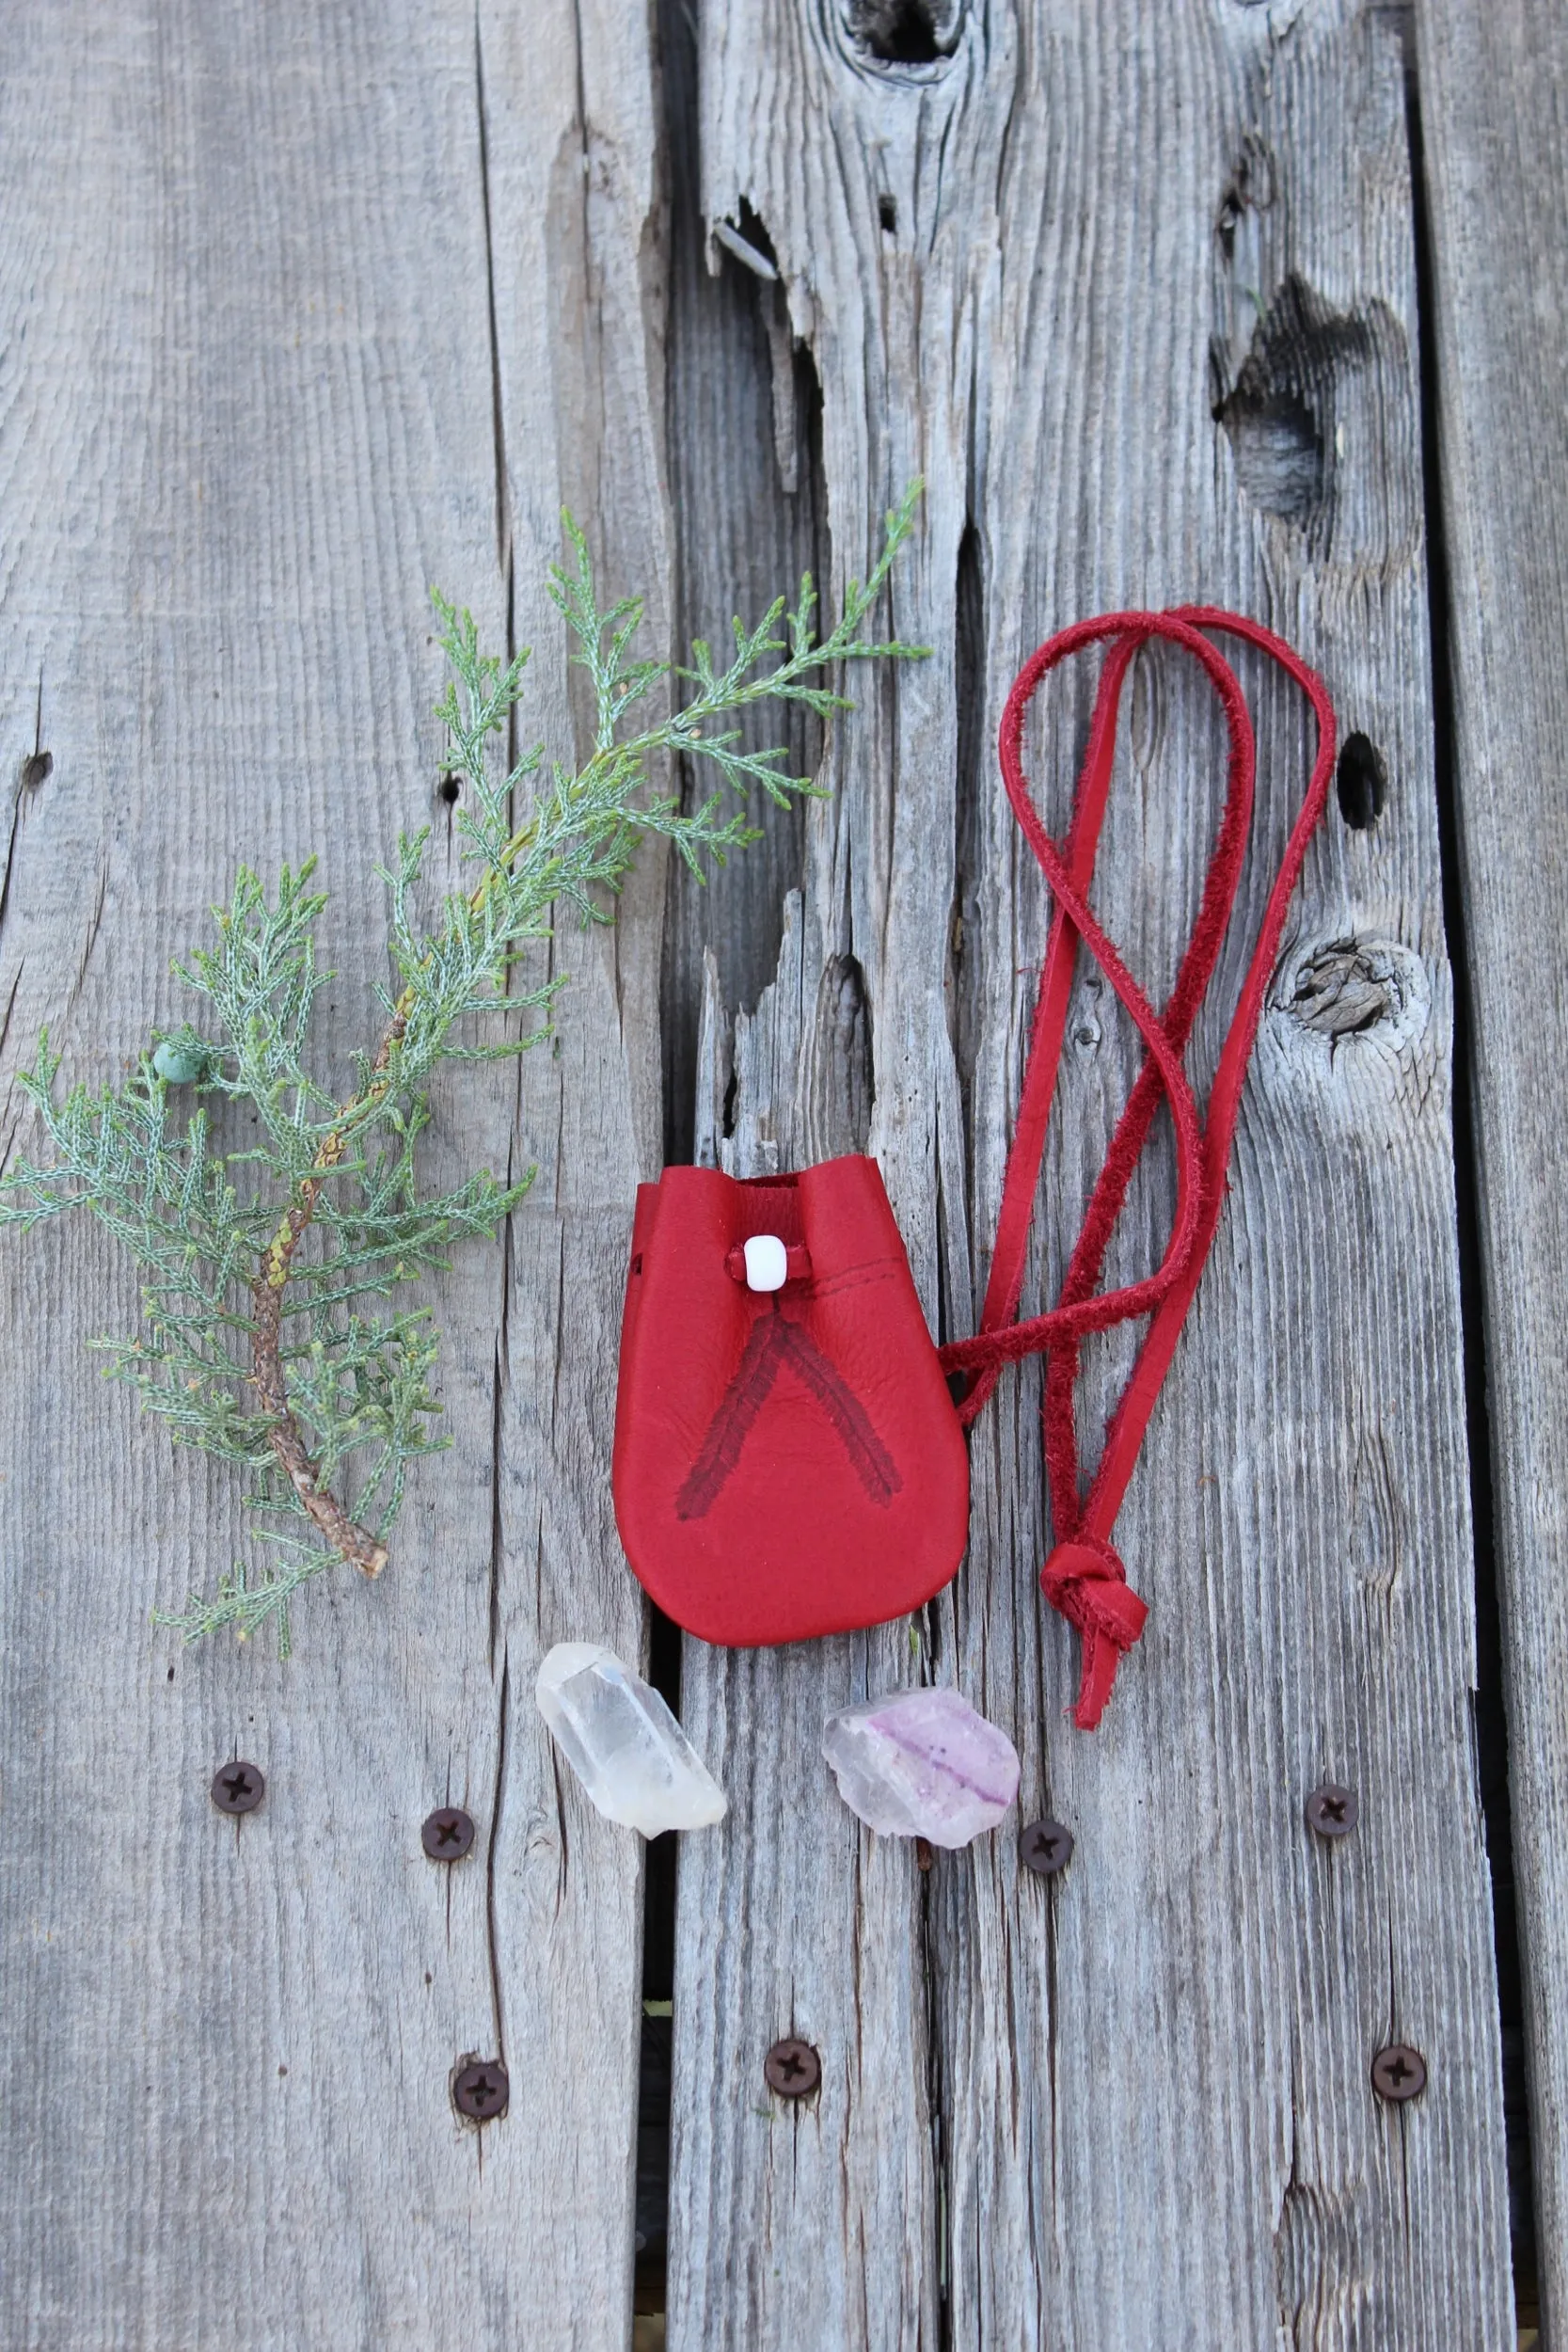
[[821, 1686, 1021, 1849], [535, 1642, 727, 1837]]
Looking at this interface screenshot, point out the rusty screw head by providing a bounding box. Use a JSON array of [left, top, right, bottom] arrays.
[[1305, 1784, 1358, 1839], [211, 1761, 265, 1816], [452, 2059, 509, 2121], [764, 2038, 820, 2099], [1371, 2044, 1426, 2103], [421, 1806, 475, 1861], [1020, 1817, 1073, 1878]]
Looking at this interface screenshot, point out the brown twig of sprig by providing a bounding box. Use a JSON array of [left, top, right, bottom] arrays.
[[244, 805, 530, 1580], [248, 1020, 408, 1577]]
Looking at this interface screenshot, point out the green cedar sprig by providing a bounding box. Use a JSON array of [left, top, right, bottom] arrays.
[[0, 485, 924, 1653]]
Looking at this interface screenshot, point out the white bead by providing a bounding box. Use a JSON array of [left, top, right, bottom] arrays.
[[743, 1232, 788, 1292]]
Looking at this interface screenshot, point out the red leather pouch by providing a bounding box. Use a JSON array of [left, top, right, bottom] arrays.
[[614, 610, 1332, 1688], [611, 1156, 969, 1646]]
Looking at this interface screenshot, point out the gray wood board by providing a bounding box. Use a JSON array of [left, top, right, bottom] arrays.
[[0, 2, 662, 2343], [1417, 0, 1568, 2335], [668, 1, 1513, 2344]]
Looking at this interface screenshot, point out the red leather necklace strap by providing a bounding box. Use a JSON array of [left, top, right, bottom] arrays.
[[943, 614, 1255, 1395], [938, 609, 1335, 1727]]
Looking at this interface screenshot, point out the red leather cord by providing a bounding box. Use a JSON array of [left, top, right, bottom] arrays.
[[939, 610, 1336, 1728]]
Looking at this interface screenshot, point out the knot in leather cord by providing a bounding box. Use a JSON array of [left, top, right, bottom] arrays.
[[1039, 1537, 1148, 1728]]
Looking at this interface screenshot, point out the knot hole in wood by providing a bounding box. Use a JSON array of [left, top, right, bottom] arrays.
[[844, 0, 962, 69]]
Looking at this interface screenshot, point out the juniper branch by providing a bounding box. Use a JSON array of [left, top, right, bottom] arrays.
[[0, 485, 925, 1650]]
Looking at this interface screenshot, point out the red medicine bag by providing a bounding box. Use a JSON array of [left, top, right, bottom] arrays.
[[611, 608, 1334, 1720]]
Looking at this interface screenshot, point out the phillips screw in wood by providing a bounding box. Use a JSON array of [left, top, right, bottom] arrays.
[[210, 1761, 265, 1816], [1305, 1784, 1358, 1839], [452, 2060, 509, 2122], [1019, 1818, 1074, 1877], [764, 2039, 820, 2099], [1370, 2044, 1426, 2103], [421, 1806, 476, 1860]]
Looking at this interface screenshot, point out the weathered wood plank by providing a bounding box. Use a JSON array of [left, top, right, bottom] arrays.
[[1417, 1, 1568, 2336], [669, 2, 1513, 2344], [0, 4, 662, 2341], [475, 1, 673, 2334]]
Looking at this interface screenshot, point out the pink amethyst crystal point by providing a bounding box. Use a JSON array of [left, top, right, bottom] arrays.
[[821, 1687, 1021, 1849]]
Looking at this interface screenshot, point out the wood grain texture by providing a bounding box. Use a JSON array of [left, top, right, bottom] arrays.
[[0, 3, 663, 2343], [670, 2, 1513, 2344], [1417, 0, 1568, 2335]]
